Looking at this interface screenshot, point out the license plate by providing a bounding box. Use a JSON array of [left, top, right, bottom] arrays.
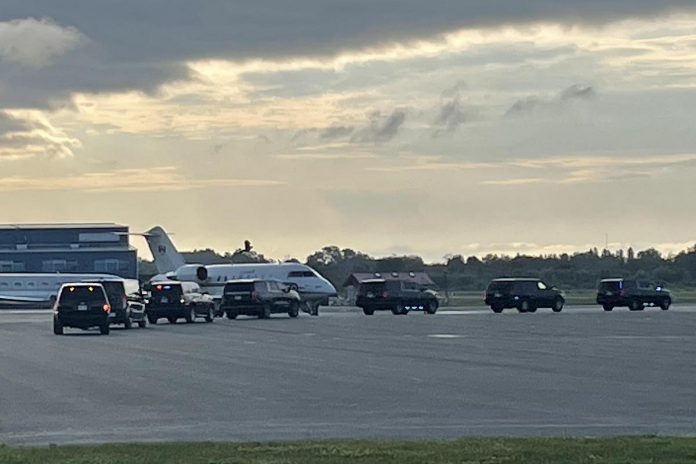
[[494, 293, 502, 298], [78, 303, 88, 311], [606, 291, 613, 296], [234, 295, 242, 301], [161, 297, 169, 303], [367, 292, 375, 298]]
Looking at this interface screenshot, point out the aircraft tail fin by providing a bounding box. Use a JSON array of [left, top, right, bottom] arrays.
[[143, 226, 186, 274]]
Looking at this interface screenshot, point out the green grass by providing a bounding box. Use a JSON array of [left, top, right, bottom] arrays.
[[2, 438, 696, 464]]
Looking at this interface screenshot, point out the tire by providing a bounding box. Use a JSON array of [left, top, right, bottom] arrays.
[[491, 304, 504, 314], [185, 306, 196, 323], [426, 300, 438, 314], [124, 316, 132, 330], [259, 303, 271, 319], [226, 311, 238, 320], [288, 302, 299, 318], [629, 299, 644, 311], [602, 304, 614, 312], [552, 298, 564, 313], [53, 317, 64, 335], [527, 306, 538, 313], [168, 316, 177, 324], [99, 322, 110, 335], [148, 315, 158, 325], [392, 303, 407, 315], [517, 300, 530, 313], [204, 305, 214, 323], [660, 298, 671, 311], [362, 308, 374, 316], [138, 319, 147, 328]]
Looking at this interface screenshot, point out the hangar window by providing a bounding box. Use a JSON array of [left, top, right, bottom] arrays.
[[42, 260, 78, 272], [0, 261, 25, 272], [94, 259, 129, 273]]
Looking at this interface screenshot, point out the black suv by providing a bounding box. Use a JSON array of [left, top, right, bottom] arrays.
[[485, 278, 565, 313], [53, 283, 112, 335], [146, 281, 215, 324], [220, 279, 302, 319], [597, 279, 671, 311], [355, 279, 439, 316], [82, 278, 146, 329]]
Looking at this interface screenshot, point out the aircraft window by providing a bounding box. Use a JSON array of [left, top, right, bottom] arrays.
[[42, 282, 49, 287], [14, 282, 22, 287], [27, 282, 35, 288], [288, 271, 316, 278], [0, 282, 8, 287]]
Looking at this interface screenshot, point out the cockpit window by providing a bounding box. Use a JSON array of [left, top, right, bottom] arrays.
[[287, 271, 316, 278]]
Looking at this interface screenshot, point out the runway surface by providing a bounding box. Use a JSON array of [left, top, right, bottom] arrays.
[[1, 305, 695, 445]]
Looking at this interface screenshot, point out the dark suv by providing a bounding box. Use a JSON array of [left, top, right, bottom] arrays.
[[146, 281, 215, 324], [53, 283, 112, 335], [82, 278, 146, 329], [355, 279, 439, 316], [485, 278, 565, 313], [597, 279, 671, 311], [220, 279, 302, 319]]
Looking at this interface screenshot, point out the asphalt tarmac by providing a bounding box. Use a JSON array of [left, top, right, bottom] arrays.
[[1, 305, 695, 445]]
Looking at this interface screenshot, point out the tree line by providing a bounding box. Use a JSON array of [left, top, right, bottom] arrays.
[[138, 244, 696, 291]]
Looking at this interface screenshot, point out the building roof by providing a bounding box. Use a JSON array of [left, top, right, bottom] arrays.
[[0, 223, 127, 230], [343, 272, 436, 288]]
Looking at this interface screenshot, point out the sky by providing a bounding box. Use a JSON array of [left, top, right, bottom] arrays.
[[1, 1, 696, 263]]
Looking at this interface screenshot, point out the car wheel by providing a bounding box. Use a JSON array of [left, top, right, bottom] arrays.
[[426, 300, 438, 314], [260, 303, 271, 319], [660, 298, 671, 311], [491, 304, 504, 314], [205, 306, 214, 323], [518, 300, 530, 313], [138, 319, 147, 328], [53, 317, 64, 335], [168, 316, 177, 324], [629, 299, 644, 311], [147, 315, 158, 325], [552, 298, 564, 313], [527, 305, 538, 313], [226, 311, 238, 320], [392, 303, 407, 315], [362, 308, 374, 316], [124, 316, 132, 330], [185, 306, 196, 323], [288, 302, 299, 318], [602, 304, 614, 312], [99, 322, 110, 335]]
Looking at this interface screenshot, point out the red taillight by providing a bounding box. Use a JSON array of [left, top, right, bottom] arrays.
[[382, 291, 389, 298], [251, 291, 259, 301], [619, 290, 626, 297], [103, 304, 111, 313]]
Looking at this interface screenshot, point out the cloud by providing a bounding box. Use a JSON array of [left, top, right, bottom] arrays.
[[506, 84, 596, 116], [0, 110, 80, 160], [351, 110, 407, 144], [0, 17, 83, 68], [0, 167, 284, 192], [320, 125, 355, 140], [433, 97, 468, 135]]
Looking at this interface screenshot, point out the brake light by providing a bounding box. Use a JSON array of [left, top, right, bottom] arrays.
[[383, 291, 389, 298], [251, 291, 259, 301], [103, 304, 111, 313], [619, 290, 626, 297]]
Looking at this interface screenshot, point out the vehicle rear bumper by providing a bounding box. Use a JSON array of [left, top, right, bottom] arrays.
[[146, 305, 187, 318], [56, 312, 108, 329], [221, 302, 264, 315], [484, 296, 516, 308], [596, 295, 628, 306]]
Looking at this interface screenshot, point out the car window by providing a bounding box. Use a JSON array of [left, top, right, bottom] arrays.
[[59, 285, 106, 305], [637, 281, 654, 290]]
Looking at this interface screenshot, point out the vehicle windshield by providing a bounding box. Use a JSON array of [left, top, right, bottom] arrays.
[[599, 281, 622, 291]]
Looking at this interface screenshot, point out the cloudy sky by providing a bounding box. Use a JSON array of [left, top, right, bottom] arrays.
[[2, 1, 696, 262]]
